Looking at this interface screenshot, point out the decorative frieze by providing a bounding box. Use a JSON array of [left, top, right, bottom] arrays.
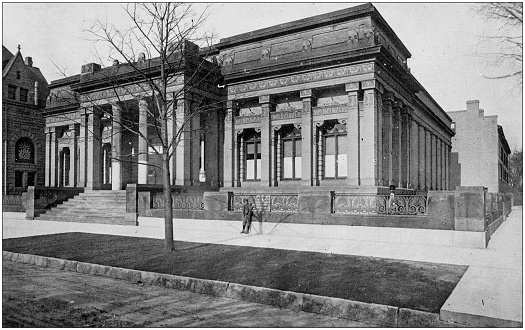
[[345, 82, 359, 92], [271, 109, 302, 121], [234, 115, 261, 125], [312, 105, 347, 116], [228, 63, 374, 95], [300, 89, 313, 98]]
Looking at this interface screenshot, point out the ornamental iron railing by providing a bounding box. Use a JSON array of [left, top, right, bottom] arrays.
[[230, 193, 298, 213], [332, 194, 428, 216], [152, 192, 204, 210]]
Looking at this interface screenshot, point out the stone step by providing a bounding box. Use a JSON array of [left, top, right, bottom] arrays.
[[37, 215, 132, 226], [56, 201, 126, 207]]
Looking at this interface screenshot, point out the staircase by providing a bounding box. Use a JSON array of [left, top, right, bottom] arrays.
[[36, 190, 135, 226]]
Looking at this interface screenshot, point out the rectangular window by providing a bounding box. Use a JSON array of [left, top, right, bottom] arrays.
[[324, 133, 347, 179], [19, 88, 28, 102], [245, 140, 261, 180], [282, 129, 302, 180], [8, 85, 16, 100]]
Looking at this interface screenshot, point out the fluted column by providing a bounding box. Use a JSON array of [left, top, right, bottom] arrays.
[[86, 108, 102, 190], [45, 128, 51, 186], [391, 102, 401, 188], [301, 89, 315, 186], [111, 102, 122, 190], [418, 125, 426, 190], [409, 119, 419, 190], [49, 127, 58, 187], [400, 108, 410, 189], [259, 95, 273, 186], [346, 82, 359, 185], [382, 92, 394, 186], [425, 128, 431, 190], [138, 98, 148, 184], [223, 101, 235, 187], [69, 124, 78, 187]]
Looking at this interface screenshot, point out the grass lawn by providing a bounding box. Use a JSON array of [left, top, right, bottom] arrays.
[[3, 232, 467, 313]]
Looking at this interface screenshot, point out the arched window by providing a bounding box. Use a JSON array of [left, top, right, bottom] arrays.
[[15, 137, 35, 163]]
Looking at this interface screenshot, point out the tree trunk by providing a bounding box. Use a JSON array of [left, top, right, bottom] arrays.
[[163, 152, 174, 252]]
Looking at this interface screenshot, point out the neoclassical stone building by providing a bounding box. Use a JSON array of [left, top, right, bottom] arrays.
[[215, 3, 454, 195], [44, 4, 453, 197]]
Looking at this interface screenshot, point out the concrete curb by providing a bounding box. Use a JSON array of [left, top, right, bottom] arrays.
[[3, 251, 461, 327]]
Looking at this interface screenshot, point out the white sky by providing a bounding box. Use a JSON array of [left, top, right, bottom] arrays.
[[2, 2, 522, 150]]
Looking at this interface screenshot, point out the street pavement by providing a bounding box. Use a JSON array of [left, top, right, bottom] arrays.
[[3, 260, 374, 327], [2, 206, 523, 326]]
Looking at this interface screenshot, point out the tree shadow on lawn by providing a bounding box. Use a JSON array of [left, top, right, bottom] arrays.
[[3, 232, 468, 314]]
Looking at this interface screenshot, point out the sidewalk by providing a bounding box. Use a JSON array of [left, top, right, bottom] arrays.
[[3, 207, 522, 326]]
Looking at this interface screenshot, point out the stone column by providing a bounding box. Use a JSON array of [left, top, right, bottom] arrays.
[[300, 89, 315, 186], [45, 128, 51, 186], [259, 95, 273, 186], [400, 108, 410, 189], [271, 128, 277, 186], [436, 138, 442, 190], [78, 112, 88, 187], [360, 80, 382, 186], [276, 128, 282, 183], [391, 102, 401, 188], [223, 101, 235, 187], [345, 82, 359, 186], [446, 144, 451, 190], [85, 108, 102, 190], [239, 131, 245, 182], [410, 119, 419, 190], [50, 127, 58, 187], [138, 97, 148, 184], [69, 124, 78, 187], [111, 102, 122, 190], [316, 122, 324, 181], [190, 99, 201, 185], [425, 128, 431, 190], [382, 92, 394, 186], [175, 97, 191, 186], [418, 125, 426, 190]]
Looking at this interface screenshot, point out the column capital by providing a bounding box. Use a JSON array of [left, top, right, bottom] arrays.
[[259, 94, 274, 105], [345, 82, 360, 93], [361, 79, 384, 94], [300, 89, 315, 99], [382, 90, 395, 103]]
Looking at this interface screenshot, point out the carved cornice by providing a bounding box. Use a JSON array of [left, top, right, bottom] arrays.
[[312, 105, 347, 117], [271, 109, 302, 121], [228, 62, 374, 95]]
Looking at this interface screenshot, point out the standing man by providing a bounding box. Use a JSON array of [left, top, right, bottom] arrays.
[[241, 198, 254, 234]]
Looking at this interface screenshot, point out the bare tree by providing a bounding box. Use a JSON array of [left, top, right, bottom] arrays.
[[473, 3, 522, 84], [48, 3, 220, 251]]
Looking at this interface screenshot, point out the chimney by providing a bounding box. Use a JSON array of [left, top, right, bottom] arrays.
[[34, 81, 39, 106], [81, 63, 101, 75], [25, 56, 33, 67], [466, 100, 480, 117]]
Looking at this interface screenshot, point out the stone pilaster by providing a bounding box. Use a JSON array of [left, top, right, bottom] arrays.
[[69, 124, 78, 187], [223, 101, 235, 187], [138, 97, 148, 185], [382, 92, 394, 186], [45, 128, 51, 186], [259, 95, 273, 186], [111, 102, 122, 190], [409, 119, 420, 190], [175, 97, 191, 186], [436, 138, 442, 190], [425, 128, 431, 191], [78, 111, 88, 187], [300, 89, 315, 186], [400, 107, 410, 189], [418, 125, 426, 190], [391, 101, 401, 188], [86, 108, 102, 190], [49, 127, 58, 187], [190, 100, 201, 185], [345, 82, 359, 186], [360, 80, 382, 186]]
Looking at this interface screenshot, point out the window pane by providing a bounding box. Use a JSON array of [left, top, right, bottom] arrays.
[[295, 156, 302, 178], [325, 155, 336, 177], [247, 142, 255, 155], [283, 157, 293, 178], [283, 140, 292, 157], [19, 88, 28, 102], [325, 136, 335, 155], [256, 159, 261, 179], [8, 86, 16, 100], [246, 159, 255, 179], [338, 154, 347, 177], [295, 140, 302, 156], [337, 135, 347, 155]]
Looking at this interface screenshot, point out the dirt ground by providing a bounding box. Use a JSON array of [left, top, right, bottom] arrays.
[[2, 260, 376, 327]]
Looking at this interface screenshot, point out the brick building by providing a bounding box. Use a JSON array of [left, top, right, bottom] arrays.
[[448, 100, 512, 193], [44, 3, 453, 207], [2, 45, 49, 195]]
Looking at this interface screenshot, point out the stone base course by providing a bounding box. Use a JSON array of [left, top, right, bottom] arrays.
[[3, 251, 465, 327]]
